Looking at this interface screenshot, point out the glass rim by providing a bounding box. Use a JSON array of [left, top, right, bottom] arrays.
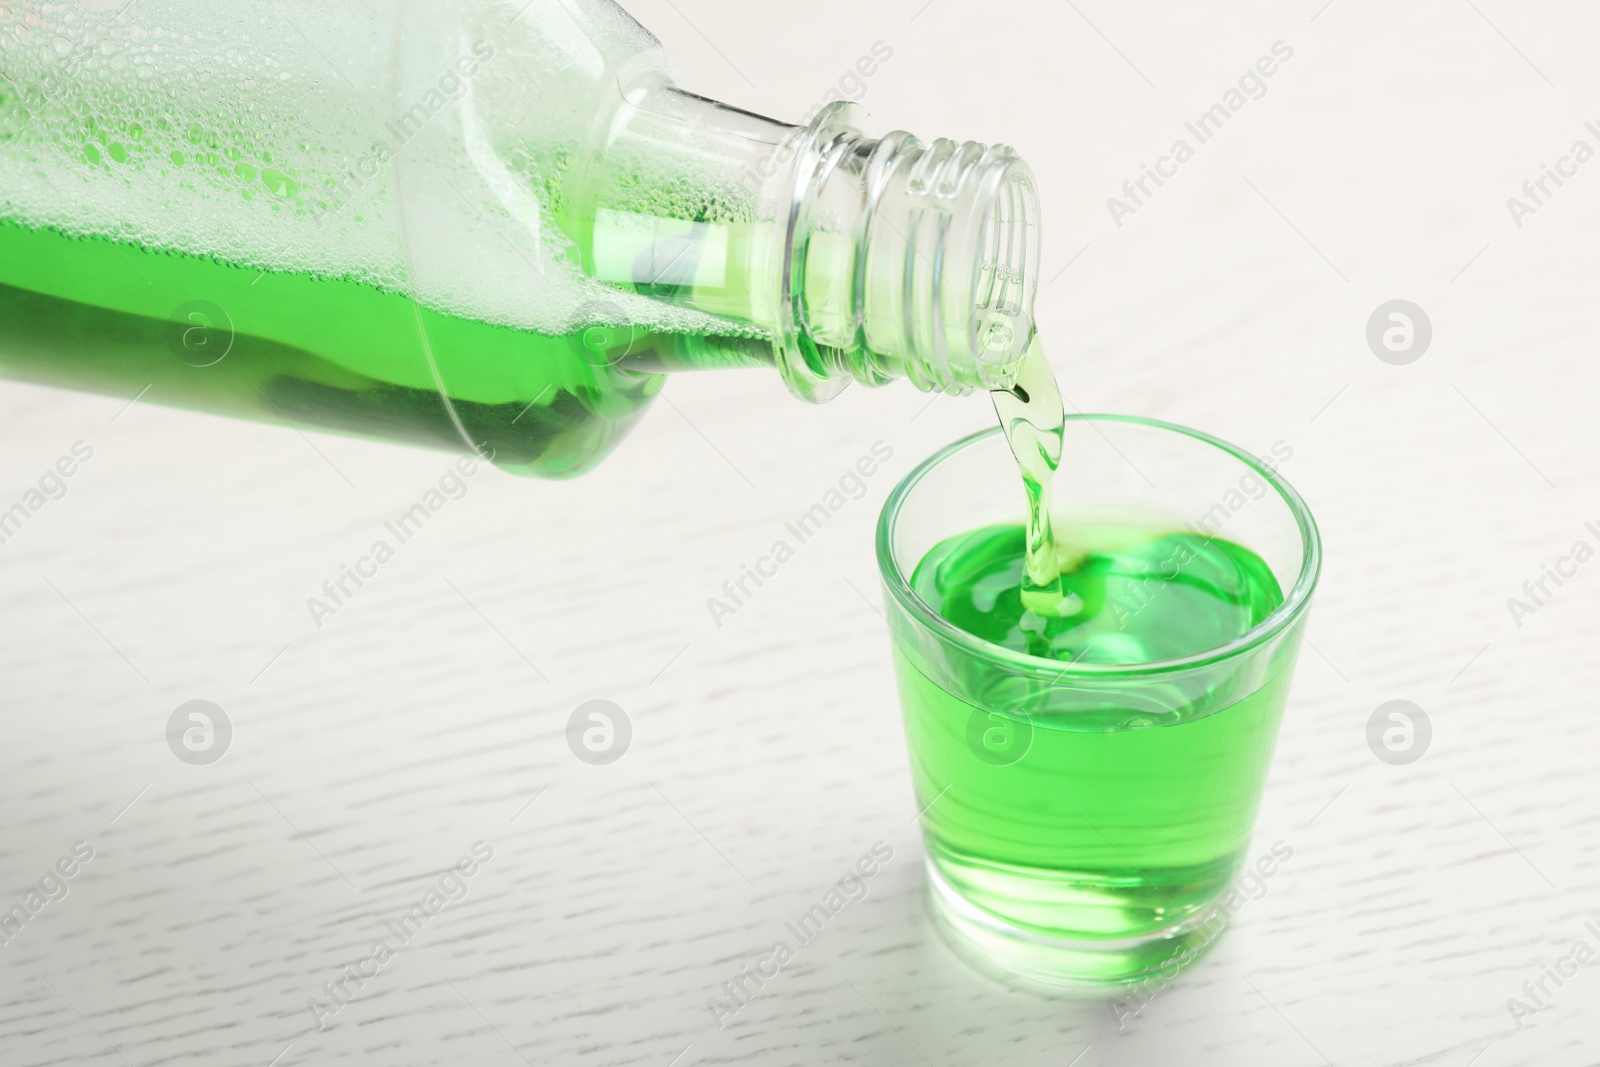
[[875, 414, 1322, 677]]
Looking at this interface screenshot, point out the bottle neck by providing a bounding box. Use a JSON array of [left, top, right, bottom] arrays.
[[573, 80, 1040, 400]]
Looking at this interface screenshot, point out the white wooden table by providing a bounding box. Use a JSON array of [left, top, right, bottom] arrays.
[[2, 1, 1597, 1064]]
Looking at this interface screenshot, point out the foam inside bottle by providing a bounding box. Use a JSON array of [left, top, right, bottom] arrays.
[[0, 0, 744, 341]]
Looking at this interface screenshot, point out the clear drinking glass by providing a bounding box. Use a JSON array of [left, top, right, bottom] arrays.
[[876, 416, 1320, 986]]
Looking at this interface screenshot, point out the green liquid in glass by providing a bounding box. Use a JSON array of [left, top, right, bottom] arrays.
[[896, 519, 1287, 952]]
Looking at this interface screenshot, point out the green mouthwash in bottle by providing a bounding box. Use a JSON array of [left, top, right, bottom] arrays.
[[0, 0, 1040, 476]]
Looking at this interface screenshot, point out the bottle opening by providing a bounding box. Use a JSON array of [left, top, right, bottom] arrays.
[[973, 163, 1040, 376], [775, 102, 1041, 400]]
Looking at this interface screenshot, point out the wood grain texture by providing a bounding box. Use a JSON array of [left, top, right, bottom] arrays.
[[3, 1, 1599, 1065]]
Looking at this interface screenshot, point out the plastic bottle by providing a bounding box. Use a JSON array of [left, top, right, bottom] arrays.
[[0, 0, 1040, 475]]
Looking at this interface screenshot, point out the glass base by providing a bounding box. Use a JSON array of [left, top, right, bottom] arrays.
[[925, 858, 1229, 988]]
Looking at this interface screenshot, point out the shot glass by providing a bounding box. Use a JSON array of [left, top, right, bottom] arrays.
[[876, 416, 1320, 986]]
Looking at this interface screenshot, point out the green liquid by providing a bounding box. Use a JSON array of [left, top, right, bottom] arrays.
[[0, 219, 770, 477], [896, 520, 1287, 949], [989, 336, 1069, 626]]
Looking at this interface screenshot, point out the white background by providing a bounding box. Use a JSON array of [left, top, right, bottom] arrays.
[[2, 0, 1597, 1065]]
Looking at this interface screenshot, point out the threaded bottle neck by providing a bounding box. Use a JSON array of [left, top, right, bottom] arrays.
[[575, 86, 1040, 400], [776, 103, 1041, 400]]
